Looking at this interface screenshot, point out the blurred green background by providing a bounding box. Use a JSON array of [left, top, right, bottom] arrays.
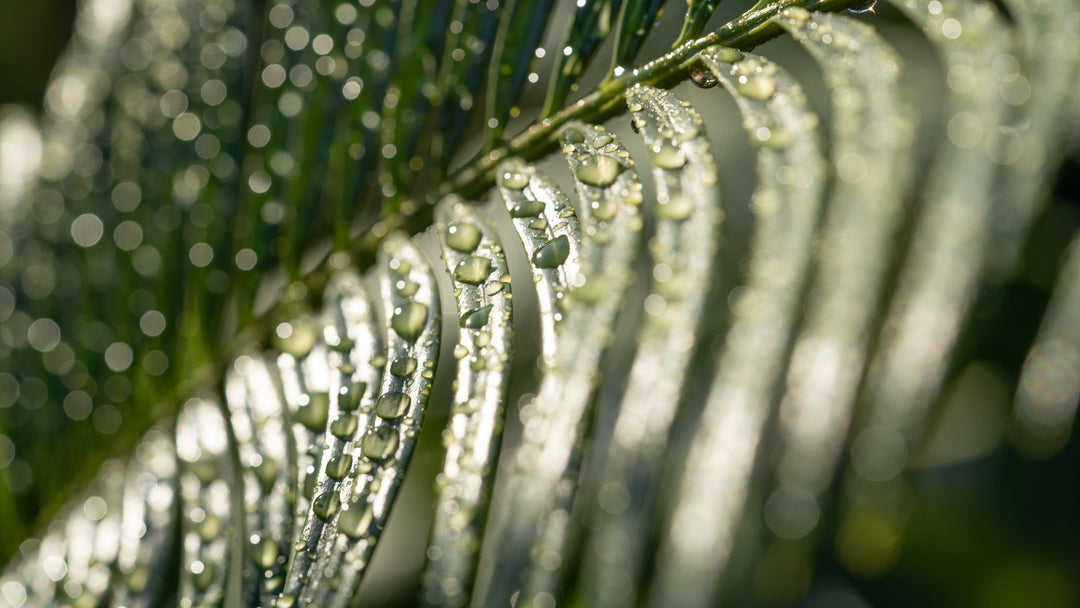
[[0, 0, 78, 109]]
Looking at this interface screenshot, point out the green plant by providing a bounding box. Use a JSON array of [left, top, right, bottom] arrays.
[[1, 0, 1079, 606]]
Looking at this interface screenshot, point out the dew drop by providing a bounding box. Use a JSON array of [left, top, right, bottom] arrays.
[[736, 74, 777, 100], [330, 413, 358, 439], [709, 46, 744, 63], [510, 200, 546, 218], [658, 193, 693, 221], [338, 501, 373, 539], [690, 65, 719, 88], [375, 392, 411, 420], [498, 167, 530, 190], [297, 391, 330, 431], [528, 218, 548, 230], [576, 155, 622, 187], [389, 356, 417, 377], [361, 425, 399, 460], [197, 514, 222, 541], [325, 454, 353, 479], [532, 235, 570, 269], [192, 562, 215, 591], [453, 343, 469, 359], [453, 256, 494, 285], [313, 491, 340, 519], [391, 302, 428, 341], [253, 459, 278, 493], [340, 381, 366, 411], [650, 144, 688, 169], [460, 305, 494, 329], [847, 0, 877, 12], [590, 197, 618, 222], [445, 222, 481, 253], [251, 536, 279, 570]]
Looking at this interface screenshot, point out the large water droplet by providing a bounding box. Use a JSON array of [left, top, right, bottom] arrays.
[[446, 222, 481, 253], [338, 501, 373, 539], [453, 256, 493, 284], [340, 381, 366, 411], [361, 425, 399, 460], [460, 305, 494, 329], [330, 413, 359, 439], [498, 167, 530, 190], [313, 491, 340, 520], [192, 562, 215, 591], [650, 144, 687, 169], [375, 392, 411, 420], [736, 74, 777, 100], [709, 46, 744, 63], [253, 459, 278, 493], [690, 65, 719, 88], [576, 155, 621, 187], [197, 514, 222, 541], [297, 391, 330, 431], [325, 454, 353, 479], [658, 193, 693, 221], [510, 200, 545, 218], [251, 536, 279, 570], [389, 356, 417, 377], [590, 197, 618, 222], [391, 302, 428, 341], [277, 317, 317, 358], [533, 235, 570, 268]]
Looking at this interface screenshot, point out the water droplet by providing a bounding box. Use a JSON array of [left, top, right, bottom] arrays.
[[253, 459, 278, 493], [330, 413, 359, 439], [485, 282, 506, 296], [498, 167, 530, 190], [690, 65, 719, 88], [446, 222, 481, 253], [460, 305, 494, 329], [627, 102, 643, 113], [277, 317, 317, 357], [197, 514, 222, 541], [658, 193, 693, 221], [710, 46, 744, 63], [736, 74, 777, 100], [341, 381, 366, 411], [375, 392, 411, 420], [251, 536, 279, 570], [510, 200, 545, 218], [192, 562, 215, 591], [563, 128, 586, 144], [573, 277, 607, 304], [297, 391, 330, 431], [847, 0, 877, 12], [533, 236, 570, 268], [188, 458, 218, 484], [576, 155, 622, 187], [313, 491, 340, 519], [590, 198, 618, 221], [325, 454, 353, 479], [650, 144, 688, 169], [528, 218, 548, 230], [391, 302, 428, 341], [277, 594, 297, 608], [338, 501, 373, 539], [389, 356, 417, 377], [453, 343, 469, 359], [398, 280, 420, 297], [361, 425, 399, 460], [453, 256, 494, 284]]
